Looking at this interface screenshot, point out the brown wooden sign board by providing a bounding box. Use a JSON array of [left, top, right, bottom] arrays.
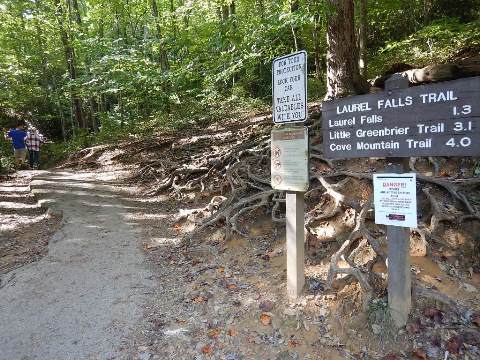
[[322, 76, 480, 159]]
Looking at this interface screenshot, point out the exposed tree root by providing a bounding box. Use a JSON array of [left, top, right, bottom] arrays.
[[64, 106, 479, 315], [414, 283, 471, 315], [423, 187, 456, 233], [326, 197, 377, 311]]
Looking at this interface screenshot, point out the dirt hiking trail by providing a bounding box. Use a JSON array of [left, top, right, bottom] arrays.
[[0, 171, 153, 360]]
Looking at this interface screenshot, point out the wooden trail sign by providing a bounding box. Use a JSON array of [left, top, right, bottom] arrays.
[[322, 76, 480, 159]]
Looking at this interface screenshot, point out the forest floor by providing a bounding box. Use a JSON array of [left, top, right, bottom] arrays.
[[0, 111, 480, 360]]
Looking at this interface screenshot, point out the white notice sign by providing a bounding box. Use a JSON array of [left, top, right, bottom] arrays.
[[373, 173, 417, 228], [271, 127, 309, 192], [272, 51, 307, 123]]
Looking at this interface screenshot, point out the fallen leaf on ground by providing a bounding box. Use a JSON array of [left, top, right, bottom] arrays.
[[173, 223, 182, 232], [143, 243, 158, 251], [446, 335, 463, 354], [382, 355, 400, 360], [423, 307, 443, 322], [201, 344, 213, 355], [208, 328, 221, 338], [259, 313, 272, 326], [259, 300, 274, 312], [193, 296, 206, 303], [246, 335, 256, 343], [412, 348, 427, 360], [431, 334, 441, 347], [227, 328, 237, 337], [462, 330, 480, 345], [406, 322, 421, 334], [288, 339, 299, 348], [472, 312, 480, 327], [217, 267, 225, 273], [227, 283, 237, 290]]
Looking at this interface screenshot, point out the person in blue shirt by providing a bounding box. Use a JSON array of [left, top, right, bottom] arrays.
[[5, 123, 28, 169]]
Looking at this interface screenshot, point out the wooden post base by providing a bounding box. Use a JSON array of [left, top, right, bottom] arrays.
[[286, 191, 305, 298]]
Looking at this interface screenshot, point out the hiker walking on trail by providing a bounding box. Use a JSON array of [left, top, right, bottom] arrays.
[[5, 123, 28, 169], [25, 127, 44, 169]]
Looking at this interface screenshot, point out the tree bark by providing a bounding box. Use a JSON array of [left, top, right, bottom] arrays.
[[358, 0, 367, 77], [256, 0, 265, 17], [71, 0, 98, 131], [325, 0, 369, 100], [290, 0, 300, 52], [308, 0, 322, 80], [52, 0, 85, 128], [170, 0, 177, 39], [150, 0, 169, 71]]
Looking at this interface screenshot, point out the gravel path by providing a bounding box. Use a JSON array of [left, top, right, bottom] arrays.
[[0, 171, 153, 360]]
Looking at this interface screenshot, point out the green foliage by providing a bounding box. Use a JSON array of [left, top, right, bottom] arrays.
[[370, 18, 480, 75], [0, 139, 14, 174], [367, 298, 396, 342], [0, 0, 478, 158]]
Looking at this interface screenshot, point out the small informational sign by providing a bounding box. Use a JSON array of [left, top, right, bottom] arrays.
[[271, 127, 309, 191], [322, 76, 480, 159], [272, 51, 307, 124], [373, 173, 417, 228]]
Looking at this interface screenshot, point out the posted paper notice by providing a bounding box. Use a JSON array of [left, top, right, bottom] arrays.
[[373, 173, 417, 228]]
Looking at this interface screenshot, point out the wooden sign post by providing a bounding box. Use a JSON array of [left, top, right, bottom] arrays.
[[272, 51, 308, 298], [383, 77, 412, 327], [383, 162, 412, 327], [322, 75, 480, 326], [271, 127, 309, 297], [286, 191, 305, 297]]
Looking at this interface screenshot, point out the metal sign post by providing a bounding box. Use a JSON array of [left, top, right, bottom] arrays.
[[272, 51, 308, 298]]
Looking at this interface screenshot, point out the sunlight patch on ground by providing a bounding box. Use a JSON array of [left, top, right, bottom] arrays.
[[149, 237, 181, 246], [0, 186, 30, 192], [0, 201, 38, 209], [163, 327, 189, 337], [0, 214, 46, 231], [125, 213, 170, 220], [122, 195, 170, 203]]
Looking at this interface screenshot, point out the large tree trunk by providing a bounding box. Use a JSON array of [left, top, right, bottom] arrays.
[[325, 0, 369, 99], [70, 0, 98, 131], [308, 0, 322, 80], [150, 0, 169, 72], [358, 0, 368, 77], [256, 0, 265, 16], [290, 0, 300, 51], [53, 0, 85, 128], [170, 0, 177, 40]]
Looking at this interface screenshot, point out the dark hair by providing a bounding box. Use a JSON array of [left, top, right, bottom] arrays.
[[16, 122, 25, 128]]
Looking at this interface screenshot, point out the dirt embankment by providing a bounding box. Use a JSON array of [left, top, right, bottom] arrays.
[[0, 172, 61, 280], [59, 108, 480, 359]]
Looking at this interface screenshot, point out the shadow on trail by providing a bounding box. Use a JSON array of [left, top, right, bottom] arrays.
[[0, 170, 156, 360], [0, 174, 61, 276]]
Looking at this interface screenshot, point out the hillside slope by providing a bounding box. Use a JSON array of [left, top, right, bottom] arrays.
[[61, 94, 480, 359]]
